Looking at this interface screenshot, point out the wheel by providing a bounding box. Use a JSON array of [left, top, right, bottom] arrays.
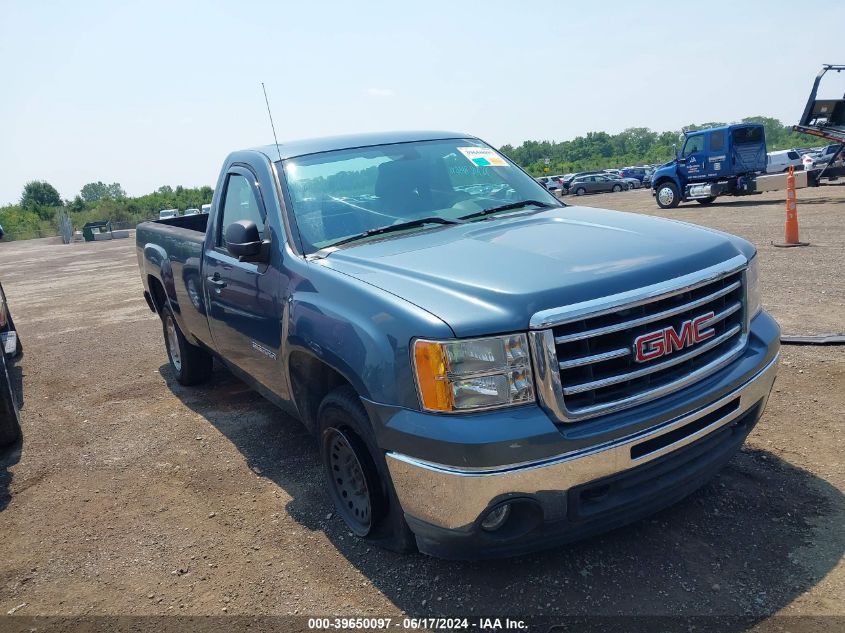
[[0, 353, 21, 448], [655, 181, 681, 209], [696, 197, 717, 205], [612, 184, 622, 192], [161, 304, 213, 385], [319, 386, 415, 552], [575, 187, 586, 196]]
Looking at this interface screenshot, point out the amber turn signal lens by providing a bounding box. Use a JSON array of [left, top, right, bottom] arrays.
[[413, 340, 453, 411]]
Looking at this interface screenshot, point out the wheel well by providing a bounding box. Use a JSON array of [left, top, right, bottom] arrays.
[[288, 351, 353, 434], [148, 276, 167, 314], [654, 177, 676, 189]]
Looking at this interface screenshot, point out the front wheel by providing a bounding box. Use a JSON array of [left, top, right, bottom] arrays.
[[655, 182, 681, 209], [612, 184, 622, 192], [319, 386, 415, 552], [575, 187, 586, 196], [696, 197, 716, 205]]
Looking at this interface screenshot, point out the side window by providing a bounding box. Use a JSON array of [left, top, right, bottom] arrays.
[[788, 151, 800, 160], [682, 135, 705, 157], [218, 173, 264, 248], [710, 131, 725, 152]]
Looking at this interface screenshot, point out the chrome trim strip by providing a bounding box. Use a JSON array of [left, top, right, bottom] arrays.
[[531, 254, 747, 330], [558, 347, 630, 370], [703, 301, 742, 326], [563, 324, 742, 396], [554, 280, 742, 344], [385, 352, 779, 529]]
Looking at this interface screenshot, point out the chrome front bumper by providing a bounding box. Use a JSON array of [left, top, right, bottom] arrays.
[[385, 351, 779, 531]]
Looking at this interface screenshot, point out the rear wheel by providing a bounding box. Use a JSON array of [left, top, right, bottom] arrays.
[[612, 184, 622, 192], [319, 386, 415, 552], [161, 304, 213, 385], [696, 197, 717, 205], [656, 181, 681, 209], [575, 187, 586, 196]]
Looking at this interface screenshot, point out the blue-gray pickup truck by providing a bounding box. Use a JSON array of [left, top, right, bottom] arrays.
[[136, 131, 780, 559]]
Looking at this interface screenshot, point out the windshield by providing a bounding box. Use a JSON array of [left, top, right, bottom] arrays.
[[280, 138, 559, 253]]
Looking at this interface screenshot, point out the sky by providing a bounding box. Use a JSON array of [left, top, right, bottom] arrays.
[[1, 0, 844, 205]]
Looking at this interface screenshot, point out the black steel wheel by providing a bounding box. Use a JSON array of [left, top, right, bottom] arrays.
[[316, 386, 416, 552], [323, 427, 373, 536]]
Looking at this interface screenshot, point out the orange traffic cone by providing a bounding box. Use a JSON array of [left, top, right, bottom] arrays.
[[773, 166, 809, 247]]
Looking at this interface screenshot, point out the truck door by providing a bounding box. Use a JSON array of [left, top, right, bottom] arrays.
[[204, 167, 283, 384], [678, 134, 707, 182], [703, 130, 727, 178]]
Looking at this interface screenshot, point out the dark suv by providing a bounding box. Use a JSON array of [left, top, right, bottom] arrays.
[[620, 167, 647, 182]]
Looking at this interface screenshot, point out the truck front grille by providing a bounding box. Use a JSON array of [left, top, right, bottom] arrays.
[[531, 261, 748, 423]]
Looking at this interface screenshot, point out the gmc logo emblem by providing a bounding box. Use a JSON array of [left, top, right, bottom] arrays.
[[633, 312, 716, 363]]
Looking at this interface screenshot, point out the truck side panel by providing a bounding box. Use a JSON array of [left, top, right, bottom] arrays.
[[136, 222, 211, 347]]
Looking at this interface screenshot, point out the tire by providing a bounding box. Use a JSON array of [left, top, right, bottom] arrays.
[[160, 304, 213, 385], [612, 184, 622, 192], [575, 187, 586, 196], [0, 353, 21, 448], [696, 197, 717, 205], [655, 181, 681, 209], [318, 385, 416, 553]]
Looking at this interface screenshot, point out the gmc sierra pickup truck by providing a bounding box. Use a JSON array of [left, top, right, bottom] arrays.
[[136, 131, 780, 559]]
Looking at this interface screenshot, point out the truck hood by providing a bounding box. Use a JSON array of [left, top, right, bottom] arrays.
[[319, 206, 753, 337]]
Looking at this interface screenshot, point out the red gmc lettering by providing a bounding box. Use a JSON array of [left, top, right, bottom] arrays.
[[634, 311, 716, 362]]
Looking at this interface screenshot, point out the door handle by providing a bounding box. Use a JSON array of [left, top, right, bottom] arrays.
[[207, 274, 227, 290]]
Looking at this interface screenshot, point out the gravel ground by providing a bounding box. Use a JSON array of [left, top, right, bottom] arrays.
[[0, 184, 842, 630]]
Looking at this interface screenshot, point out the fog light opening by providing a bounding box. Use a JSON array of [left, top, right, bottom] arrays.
[[480, 503, 512, 532]]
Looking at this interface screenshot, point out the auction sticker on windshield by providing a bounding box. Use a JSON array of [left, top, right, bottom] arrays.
[[458, 147, 509, 167]]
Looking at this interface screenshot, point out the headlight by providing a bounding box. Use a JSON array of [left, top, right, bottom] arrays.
[[746, 256, 762, 321], [413, 334, 535, 412]]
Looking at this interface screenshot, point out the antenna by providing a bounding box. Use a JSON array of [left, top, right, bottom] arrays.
[[261, 82, 283, 162]]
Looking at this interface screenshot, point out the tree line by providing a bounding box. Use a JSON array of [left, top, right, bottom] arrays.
[[500, 116, 823, 175], [0, 116, 824, 241], [0, 181, 213, 241]]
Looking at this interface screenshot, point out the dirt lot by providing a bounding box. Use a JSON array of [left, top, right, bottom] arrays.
[[0, 185, 842, 630]]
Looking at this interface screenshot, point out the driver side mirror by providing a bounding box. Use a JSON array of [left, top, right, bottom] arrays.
[[225, 220, 266, 261]]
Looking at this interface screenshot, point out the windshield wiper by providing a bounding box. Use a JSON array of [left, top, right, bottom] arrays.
[[458, 200, 560, 221], [327, 216, 464, 249]]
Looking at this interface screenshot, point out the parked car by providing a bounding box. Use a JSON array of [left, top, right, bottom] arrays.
[[159, 209, 179, 220], [569, 174, 626, 195], [536, 176, 561, 192], [201, 204, 212, 214], [0, 226, 23, 449], [620, 167, 647, 182], [766, 149, 804, 173], [603, 173, 641, 190], [137, 130, 779, 559], [184, 208, 201, 216], [808, 143, 843, 166]]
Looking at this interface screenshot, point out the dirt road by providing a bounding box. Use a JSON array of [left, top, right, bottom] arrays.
[[0, 185, 842, 629]]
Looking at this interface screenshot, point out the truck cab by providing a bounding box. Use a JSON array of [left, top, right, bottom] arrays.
[[651, 124, 767, 208]]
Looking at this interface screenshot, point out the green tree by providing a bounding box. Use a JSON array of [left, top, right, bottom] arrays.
[[21, 181, 62, 211], [80, 181, 126, 202]]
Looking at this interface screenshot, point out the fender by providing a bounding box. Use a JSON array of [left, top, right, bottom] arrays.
[[284, 268, 453, 412], [143, 242, 199, 345]]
